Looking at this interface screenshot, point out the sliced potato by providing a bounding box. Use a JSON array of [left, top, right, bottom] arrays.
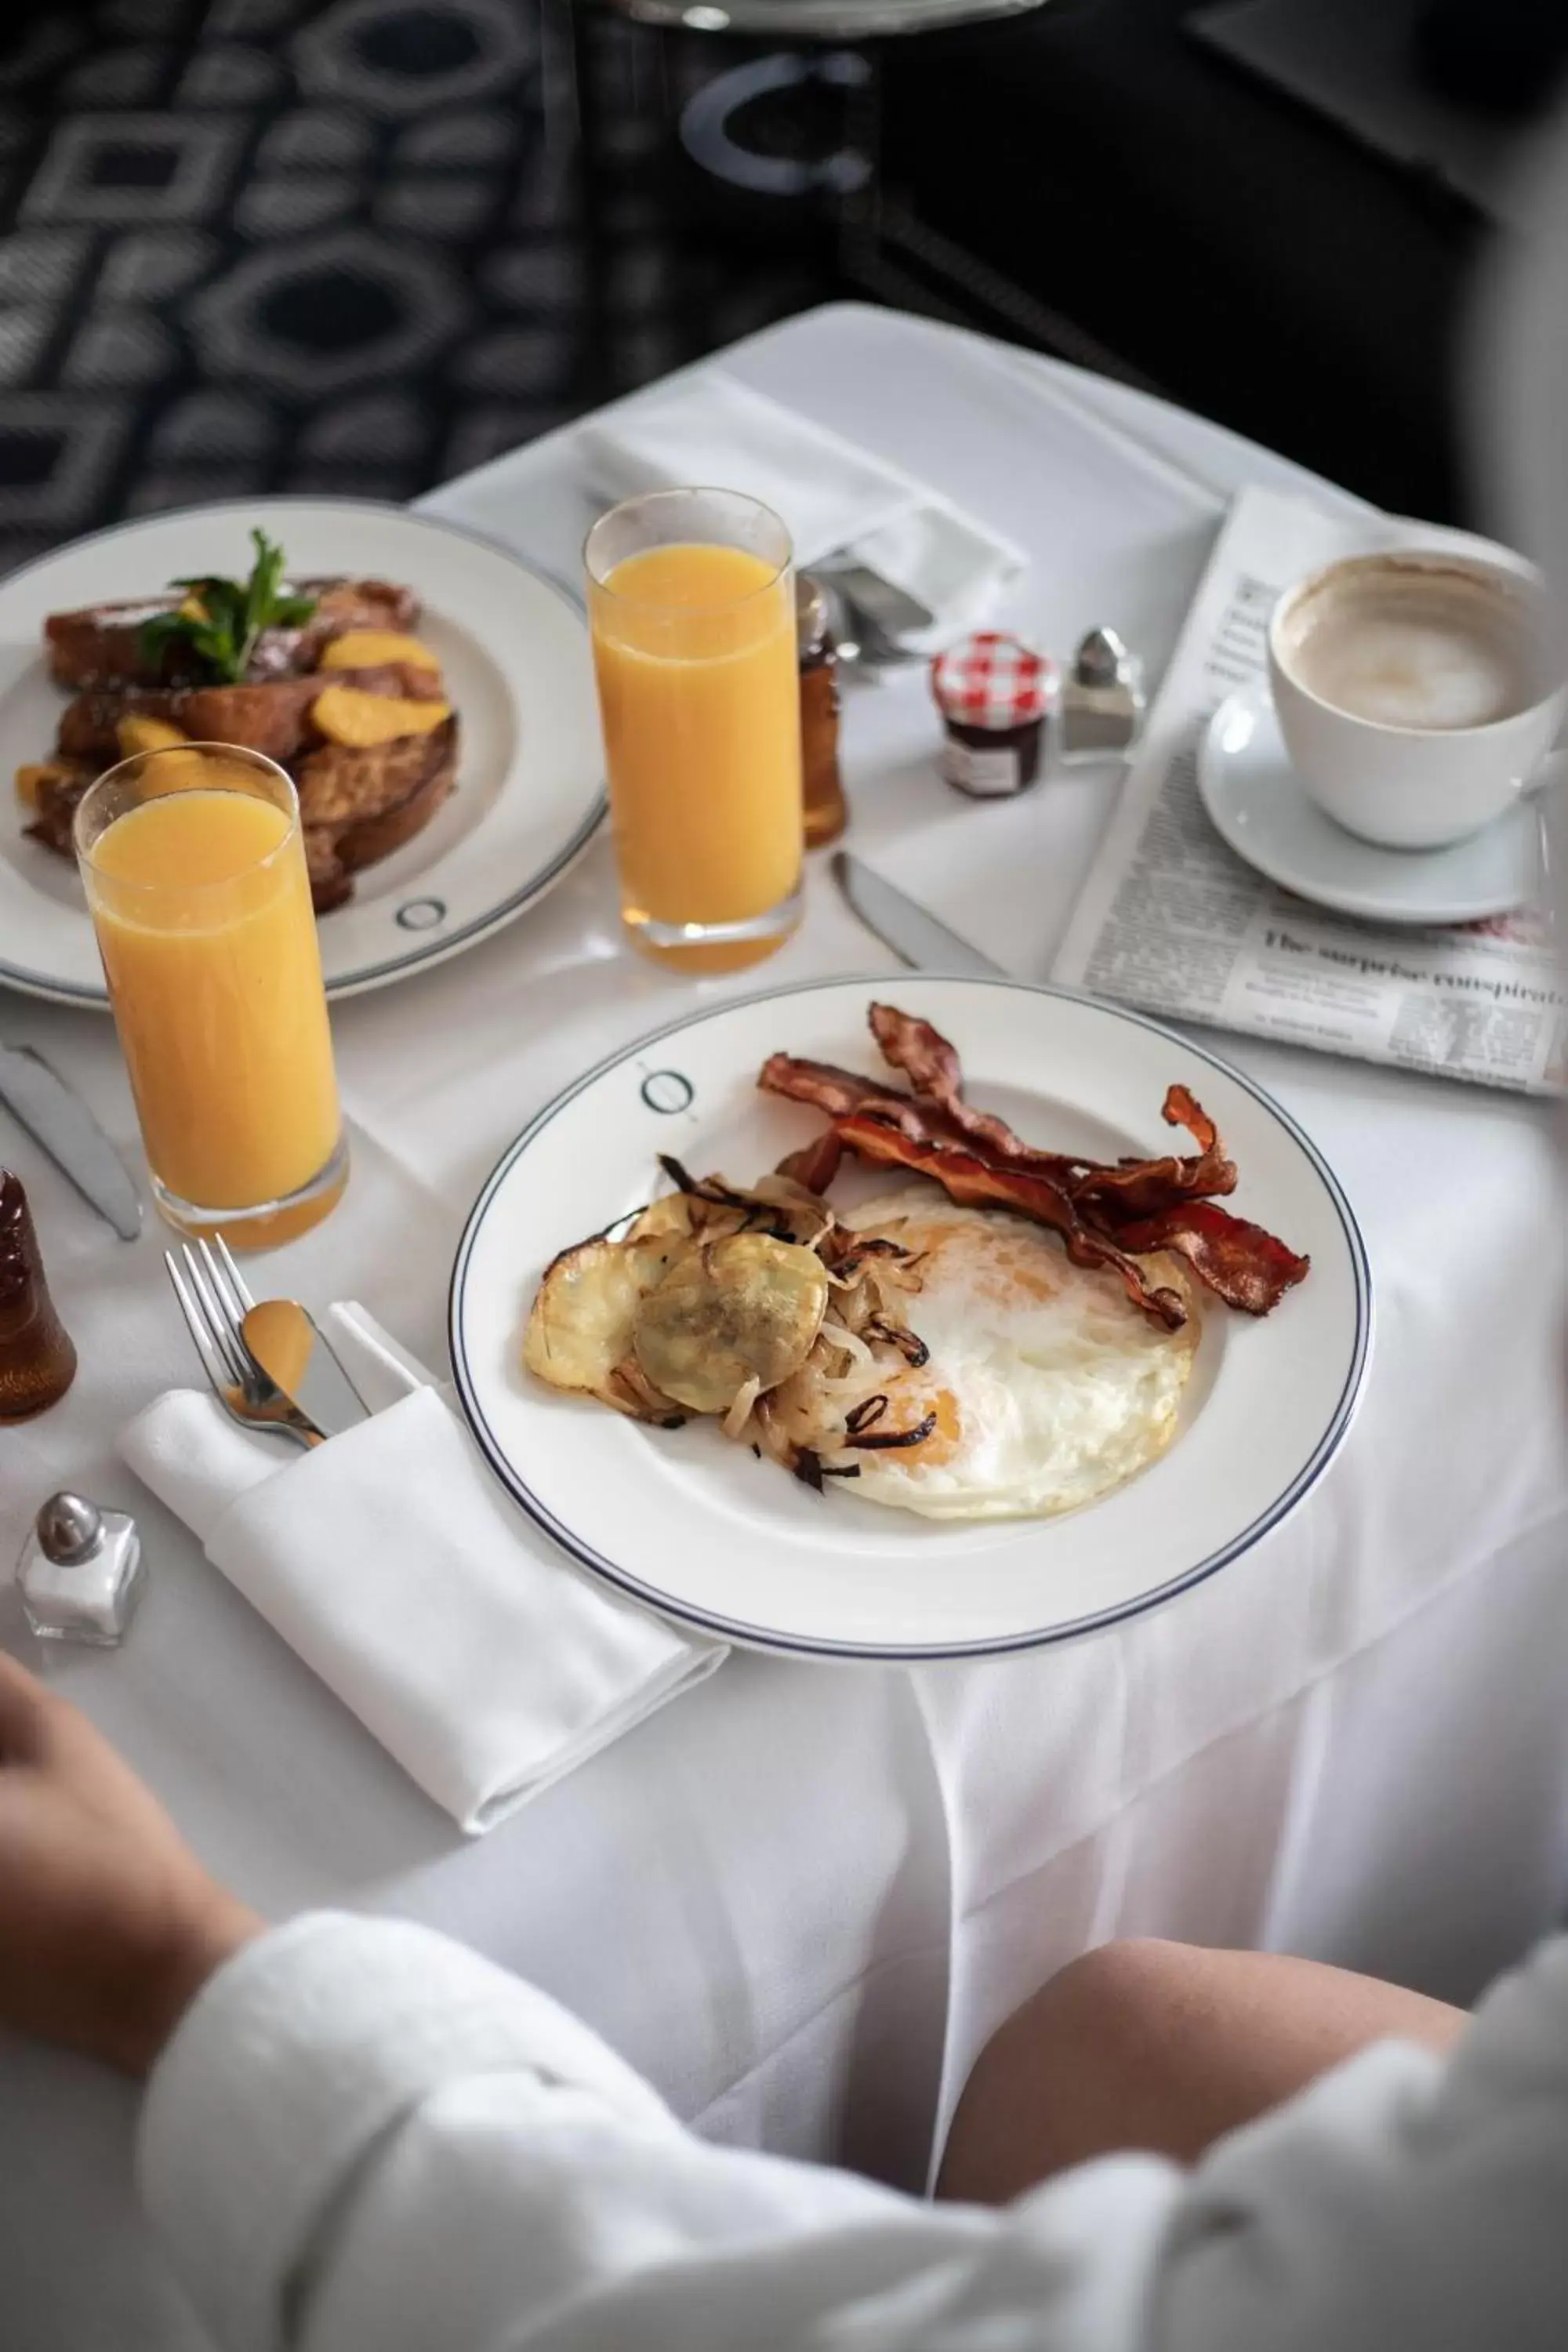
[[319, 629, 441, 674], [15, 762, 52, 809], [624, 1194, 699, 1243], [633, 1233, 829, 1416], [624, 1192, 755, 1249], [116, 713, 189, 760], [524, 1233, 688, 1418], [311, 684, 452, 749]]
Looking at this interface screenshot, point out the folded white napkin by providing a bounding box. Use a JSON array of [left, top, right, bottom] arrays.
[[119, 1305, 726, 1835], [578, 369, 1026, 651]]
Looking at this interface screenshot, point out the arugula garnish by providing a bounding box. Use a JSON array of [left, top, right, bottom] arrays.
[[138, 530, 318, 684]]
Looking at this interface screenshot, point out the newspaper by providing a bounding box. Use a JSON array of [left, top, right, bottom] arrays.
[[1052, 485, 1567, 1094]]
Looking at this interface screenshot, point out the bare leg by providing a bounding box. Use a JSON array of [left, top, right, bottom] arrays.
[[937, 1937, 1467, 2205]]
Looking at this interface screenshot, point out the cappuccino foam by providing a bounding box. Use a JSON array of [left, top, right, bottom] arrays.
[[1282, 565, 1537, 732]]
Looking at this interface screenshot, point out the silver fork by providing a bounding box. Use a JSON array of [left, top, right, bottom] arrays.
[[164, 1237, 321, 1447]]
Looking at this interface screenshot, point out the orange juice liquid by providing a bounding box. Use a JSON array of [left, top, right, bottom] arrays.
[[590, 542, 802, 971], [86, 787, 342, 1225]]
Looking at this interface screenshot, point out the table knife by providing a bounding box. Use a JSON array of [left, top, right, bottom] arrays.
[[0, 1043, 142, 1240], [832, 851, 1006, 977]]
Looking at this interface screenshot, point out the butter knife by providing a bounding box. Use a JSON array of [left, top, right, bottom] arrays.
[[0, 1043, 142, 1240], [832, 851, 1005, 977], [241, 1298, 371, 1443]]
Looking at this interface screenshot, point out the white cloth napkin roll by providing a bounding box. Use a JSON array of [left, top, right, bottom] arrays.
[[577, 369, 1027, 652], [119, 1305, 726, 1835]]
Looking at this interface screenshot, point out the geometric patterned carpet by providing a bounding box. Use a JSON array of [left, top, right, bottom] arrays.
[[0, 0, 836, 576]]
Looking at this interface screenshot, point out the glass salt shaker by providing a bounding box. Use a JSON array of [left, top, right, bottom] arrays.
[[17, 1492, 144, 1646]]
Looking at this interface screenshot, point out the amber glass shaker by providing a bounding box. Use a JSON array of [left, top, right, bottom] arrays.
[[0, 1171, 77, 1417], [797, 574, 846, 848]]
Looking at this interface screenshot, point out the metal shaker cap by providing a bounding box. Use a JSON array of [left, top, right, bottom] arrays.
[[35, 1492, 103, 1564], [1058, 626, 1145, 764]]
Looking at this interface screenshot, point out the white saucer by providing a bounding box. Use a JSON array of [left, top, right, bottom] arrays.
[[1197, 691, 1540, 926]]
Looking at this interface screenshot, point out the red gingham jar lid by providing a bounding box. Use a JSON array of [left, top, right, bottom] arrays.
[[930, 633, 1054, 730]]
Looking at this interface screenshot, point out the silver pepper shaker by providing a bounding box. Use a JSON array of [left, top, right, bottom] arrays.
[[16, 1492, 143, 1646], [1057, 626, 1145, 764]]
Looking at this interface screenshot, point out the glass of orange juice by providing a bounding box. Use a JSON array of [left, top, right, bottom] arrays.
[[74, 743, 347, 1250], [586, 487, 804, 973]]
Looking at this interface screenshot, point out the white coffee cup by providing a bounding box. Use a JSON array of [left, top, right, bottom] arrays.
[[1267, 549, 1566, 850]]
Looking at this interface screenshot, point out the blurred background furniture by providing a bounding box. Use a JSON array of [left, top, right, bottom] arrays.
[[877, 0, 1568, 518], [571, 0, 1568, 516]]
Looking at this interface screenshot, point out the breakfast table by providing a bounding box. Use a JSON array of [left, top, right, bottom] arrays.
[[4, 300, 1567, 2352]]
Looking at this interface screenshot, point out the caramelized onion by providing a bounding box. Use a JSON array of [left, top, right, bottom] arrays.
[[845, 1410, 939, 1453], [863, 1316, 929, 1367], [722, 1374, 761, 1441]]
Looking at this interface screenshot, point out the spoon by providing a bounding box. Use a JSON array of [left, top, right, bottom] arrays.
[[820, 577, 920, 672]]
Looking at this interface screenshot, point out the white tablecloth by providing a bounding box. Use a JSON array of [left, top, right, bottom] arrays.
[[4, 304, 1566, 2352]]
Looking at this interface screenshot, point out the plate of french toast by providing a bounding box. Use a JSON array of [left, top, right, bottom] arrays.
[[0, 496, 604, 1007]]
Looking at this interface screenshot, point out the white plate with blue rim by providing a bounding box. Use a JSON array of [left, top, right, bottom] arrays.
[[449, 974, 1372, 1661], [1198, 688, 1540, 926], [0, 496, 604, 1007]]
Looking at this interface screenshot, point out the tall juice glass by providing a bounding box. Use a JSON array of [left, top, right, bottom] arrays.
[[586, 488, 804, 974], [74, 744, 347, 1250]]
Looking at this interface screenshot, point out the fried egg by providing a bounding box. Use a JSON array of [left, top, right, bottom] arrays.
[[830, 1189, 1200, 1520]]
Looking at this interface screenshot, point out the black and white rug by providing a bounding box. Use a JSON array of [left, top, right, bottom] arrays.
[[0, 0, 834, 575]]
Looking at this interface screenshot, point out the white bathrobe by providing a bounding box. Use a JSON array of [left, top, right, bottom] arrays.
[[136, 1911, 1568, 2351]]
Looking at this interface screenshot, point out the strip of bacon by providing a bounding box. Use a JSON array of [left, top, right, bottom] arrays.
[[760, 1010, 1308, 1323], [866, 1011, 1236, 1210], [866, 1003, 1062, 1165], [867, 1001, 967, 1103], [832, 1113, 1189, 1332], [759, 1053, 1037, 1162], [1074, 1083, 1238, 1219], [763, 1035, 1092, 1182], [775, 1127, 844, 1195], [759, 1053, 916, 1123], [1166, 1083, 1216, 1153], [1101, 1200, 1310, 1316]]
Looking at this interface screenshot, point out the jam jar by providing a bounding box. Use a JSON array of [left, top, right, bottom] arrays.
[[930, 633, 1057, 799]]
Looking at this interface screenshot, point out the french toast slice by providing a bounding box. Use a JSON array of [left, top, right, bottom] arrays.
[[56, 662, 443, 764], [44, 579, 422, 691], [24, 567, 458, 918], [298, 715, 459, 912], [22, 720, 459, 915], [20, 757, 98, 857]]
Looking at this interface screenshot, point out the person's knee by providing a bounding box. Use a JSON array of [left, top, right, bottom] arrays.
[[941, 1938, 1467, 2205], [939, 1939, 1205, 2203], [1047, 1936, 1198, 2011], [993, 1937, 1206, 2071]]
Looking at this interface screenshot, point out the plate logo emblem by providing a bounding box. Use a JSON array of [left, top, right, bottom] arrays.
[[396, 897, 447, 931], [640, 1069, 693, 1114]]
